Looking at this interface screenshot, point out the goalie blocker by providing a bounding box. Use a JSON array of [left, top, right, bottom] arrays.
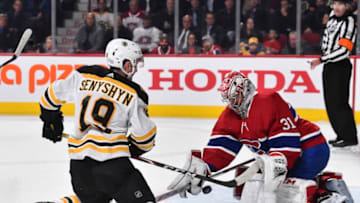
[[234, 169, 354, 203]]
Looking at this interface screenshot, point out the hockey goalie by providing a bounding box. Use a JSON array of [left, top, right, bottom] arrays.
[[168, 71, 353, 203]]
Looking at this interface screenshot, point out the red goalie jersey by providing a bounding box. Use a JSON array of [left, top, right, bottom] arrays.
[[203, 92, 327, 172]]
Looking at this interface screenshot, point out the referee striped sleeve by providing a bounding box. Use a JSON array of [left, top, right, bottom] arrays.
[[321, 17, 355, 63], [321, 46, 349, 63]]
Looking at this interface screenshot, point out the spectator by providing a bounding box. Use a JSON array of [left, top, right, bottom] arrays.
[[7, 0, 28, 44], [181, 33, 201, 54], [349, 0, 358, 14], [61, 0, 76, 11], [93, 0, 114, 29], [150, 33, 174, 54], [112, 0, 164, 14], [123, 0, 144, 32], [239, 37, 265, 55], [201, 12, 226, 48], [263, 28, 281, 54], [177, 14, 199, 52], [154, 0, 174, 40], [240, 17, 261, 43], [75, 12, 105, 53], [270, 0, 296, 34], [216, 0, 235, 48], [281, 31, 316, 55], [36, 36, 56, 53], [320, 12, 329, 35], [111, 0, 130, 13], [204, 0, 225, 13], [133, 15, 161, 54], [303, 0, 330, 34], [0, 0, 12, 13], [186, 0, 206, 30], [139, 0, 165, 14], [0, 14, 11, 52], [242, 0, 267, 32], [29, 2, 52, 45], [201, 35, 222, 55], [104, 14, 133, 46]]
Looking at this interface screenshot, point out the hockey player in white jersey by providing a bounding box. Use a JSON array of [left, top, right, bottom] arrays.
[[39, 39, 156, 203]]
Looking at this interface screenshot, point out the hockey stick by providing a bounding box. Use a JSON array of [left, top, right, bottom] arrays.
[[134, 156, 258, 188], [0, 28, 32, 69], [62, 134, 257, 190], [155, 158, 255, 201], [209, 158, 256, 177]]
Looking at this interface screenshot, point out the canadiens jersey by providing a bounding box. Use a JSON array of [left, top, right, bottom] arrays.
[[203, 92, 326, 172], [40, 65, 156, 161], [133, 26, 161, 52], [123, 10, 144, 32]]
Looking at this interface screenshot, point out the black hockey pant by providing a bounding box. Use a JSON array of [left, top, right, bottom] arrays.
[[70, 157, 155, 203]]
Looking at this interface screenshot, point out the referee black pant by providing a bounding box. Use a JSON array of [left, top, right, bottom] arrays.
[[322, 58, 358, 143]]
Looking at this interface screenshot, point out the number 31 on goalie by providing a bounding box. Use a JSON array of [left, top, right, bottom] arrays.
[[280, 117, 296, 130]]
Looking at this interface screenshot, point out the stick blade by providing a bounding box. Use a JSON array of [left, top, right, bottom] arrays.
[[14, 28, 32, 57]]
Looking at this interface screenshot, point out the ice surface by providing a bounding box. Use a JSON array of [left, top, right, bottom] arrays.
[[0, 116, 359, 203]]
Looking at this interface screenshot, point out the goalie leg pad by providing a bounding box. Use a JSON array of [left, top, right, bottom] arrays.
[[240, 173, 277, 203], [241, 173, 265, 203], [317, 172, 354, 203], [277, 178, 317, 203]]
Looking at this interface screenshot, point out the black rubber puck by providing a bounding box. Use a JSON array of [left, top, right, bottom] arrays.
[[202, 185, 212, 194]]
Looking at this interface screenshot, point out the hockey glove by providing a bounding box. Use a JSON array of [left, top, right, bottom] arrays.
[[256, 152, 288, 193], [167, 151, 209, 198], [40, 106, 64, 143]]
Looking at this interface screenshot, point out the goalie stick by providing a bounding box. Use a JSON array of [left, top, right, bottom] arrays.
[[134, 156, 259, 188], [155, 158, 255, 202], [0, 28, 32, 69]]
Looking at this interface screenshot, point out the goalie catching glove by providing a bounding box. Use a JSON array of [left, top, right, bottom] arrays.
[[167, 151, 210, 198], [40, 106, 64, 143]]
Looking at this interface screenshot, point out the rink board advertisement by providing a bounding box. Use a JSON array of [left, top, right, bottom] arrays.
[[0, 55, 357, 121]]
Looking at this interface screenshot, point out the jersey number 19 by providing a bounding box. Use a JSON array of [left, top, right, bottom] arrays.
[[79, 95, 115, 133]]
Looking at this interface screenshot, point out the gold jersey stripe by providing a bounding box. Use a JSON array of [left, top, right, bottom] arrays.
[[49, 84, 66, 105], [134, 140, 155, 150], [81, 73, 136, 94], [40, 95, 52, 108], [68, 134, 127, 145], [70, 195, 80, 203], [60, 198, 69, 203], [68, 143, 129, 154], [132, 127, 156, 142]]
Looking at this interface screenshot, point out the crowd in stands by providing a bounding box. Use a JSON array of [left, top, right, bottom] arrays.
[[0, 0, 358, 55]]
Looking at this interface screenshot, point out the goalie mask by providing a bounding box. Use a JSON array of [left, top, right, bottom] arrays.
[[220, 71, 256, 118], [105, 38, 144, 79]]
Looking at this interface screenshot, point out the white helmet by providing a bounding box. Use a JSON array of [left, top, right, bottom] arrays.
[[105, 38, 144, 78]]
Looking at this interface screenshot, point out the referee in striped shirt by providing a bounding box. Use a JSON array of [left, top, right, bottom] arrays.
[[311, 0, 358, 147]]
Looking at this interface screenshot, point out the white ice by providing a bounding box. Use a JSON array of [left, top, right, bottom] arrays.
[[0, 116, 359, 203]]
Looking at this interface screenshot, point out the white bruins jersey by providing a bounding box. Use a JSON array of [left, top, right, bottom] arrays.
[[40, 65, 156, 161]]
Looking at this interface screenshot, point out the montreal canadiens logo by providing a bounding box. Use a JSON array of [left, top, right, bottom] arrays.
[[241, 139, 261, 148], [240, 139, 265, 154]]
